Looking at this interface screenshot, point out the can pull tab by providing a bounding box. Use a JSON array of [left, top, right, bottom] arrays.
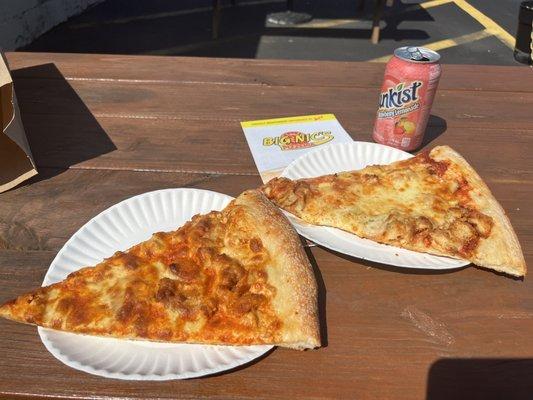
[[407, 47, 429, 62]]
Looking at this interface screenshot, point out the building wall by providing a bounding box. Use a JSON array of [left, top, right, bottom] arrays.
[[0, 0, 105, 50]]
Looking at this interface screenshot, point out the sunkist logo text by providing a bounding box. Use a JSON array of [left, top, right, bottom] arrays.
[[263, 131, 333, 151], [377, 81, 423, 118]]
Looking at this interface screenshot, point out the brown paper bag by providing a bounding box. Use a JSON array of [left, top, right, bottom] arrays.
[[0, 53, 37, 193]]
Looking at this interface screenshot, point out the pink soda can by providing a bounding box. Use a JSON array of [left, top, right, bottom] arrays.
[[372, 46, 442, 151]]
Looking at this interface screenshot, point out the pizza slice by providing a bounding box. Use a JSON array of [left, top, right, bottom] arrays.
[[261, 146, 526, 277], [0, 190, 320, 349]]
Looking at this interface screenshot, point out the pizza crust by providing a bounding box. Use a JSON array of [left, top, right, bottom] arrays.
[[430, 146, 526, 277], [234, 190, 321, 349]]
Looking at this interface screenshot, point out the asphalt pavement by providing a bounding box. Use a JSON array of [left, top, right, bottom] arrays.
[[22, 0, 528, 66]]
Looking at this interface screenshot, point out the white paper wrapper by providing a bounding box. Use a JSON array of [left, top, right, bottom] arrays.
[[241, 114, 353, 183]]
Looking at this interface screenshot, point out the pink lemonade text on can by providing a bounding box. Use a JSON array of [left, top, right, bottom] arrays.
[[372, 46, 442, 152]]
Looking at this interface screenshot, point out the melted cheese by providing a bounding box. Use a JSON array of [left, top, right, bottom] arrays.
[[263, 151, 494, 260], [1, 202, 283, 345]]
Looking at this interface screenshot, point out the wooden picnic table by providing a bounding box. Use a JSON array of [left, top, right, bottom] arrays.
[[0, 52, 532, 399]]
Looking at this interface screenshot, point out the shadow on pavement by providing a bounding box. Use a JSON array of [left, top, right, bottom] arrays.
[[21, 0, 437, 58]]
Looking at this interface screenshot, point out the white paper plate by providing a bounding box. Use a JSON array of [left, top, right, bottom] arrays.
[[39, 188, 273, 380], [281, 142, 469, 270]]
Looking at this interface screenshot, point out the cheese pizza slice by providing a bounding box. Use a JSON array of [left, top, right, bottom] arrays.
[[0, 190, 320, 349], [261, 146, 526, 277]]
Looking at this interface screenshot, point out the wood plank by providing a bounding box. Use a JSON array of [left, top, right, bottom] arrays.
[[13, 78, 533, 132], [21, 114, 258, 174], [0, 168, 530, 260], [6, 52, 533, 92], [20, 110, 533, 180], [0, 246, 532, 399]]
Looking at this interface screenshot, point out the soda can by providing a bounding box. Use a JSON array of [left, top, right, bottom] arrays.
[[372, 46, 441, 151]]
